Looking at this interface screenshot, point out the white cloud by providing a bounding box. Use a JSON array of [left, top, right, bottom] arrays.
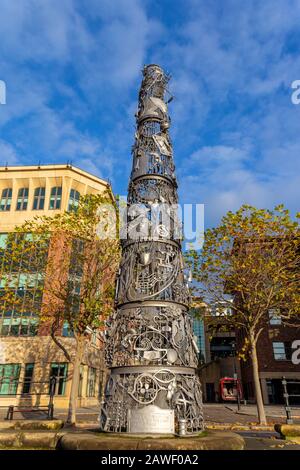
[[0, 0, 299, 226], [0, 0, 163, 190], [179, 140, 299, 227], [0, 140, 20, 165], [0, 0, 90, 62]]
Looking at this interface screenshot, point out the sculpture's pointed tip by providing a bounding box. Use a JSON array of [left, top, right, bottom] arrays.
[[143, 63, 165, 73], [144, 63, 163, 68]]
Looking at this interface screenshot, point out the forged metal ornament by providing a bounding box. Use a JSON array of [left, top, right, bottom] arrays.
[[100, 64, 204, 434]]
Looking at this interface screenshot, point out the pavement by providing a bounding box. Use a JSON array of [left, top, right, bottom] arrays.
[[237, 431, 300, 450], [204, 403, 300, 425], [1, 403, 300, 450], [1, 403, 299, 425]]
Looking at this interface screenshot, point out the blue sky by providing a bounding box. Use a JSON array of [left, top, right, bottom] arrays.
[[0, 0, 300, 227]]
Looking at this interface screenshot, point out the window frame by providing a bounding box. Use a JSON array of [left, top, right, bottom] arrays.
[[62, 321, 74, 338], [32, 187, 45, 210], [0, 363, 21, 395], [0, 233, 8, 250], [49, 186, 62, 210], [16, 188, 29, 211], [0, 232, 47, 338], [86, 367, 96, 397], [49, 363, 68, 396], [269, 308, 282, 326], [68, 189, 80, 212], [272, 341, 287, 360], [22, 363, 34, 394], [0, 188, 13, 212], [0, 313, 39, 337], [78, 365, 84, 398]]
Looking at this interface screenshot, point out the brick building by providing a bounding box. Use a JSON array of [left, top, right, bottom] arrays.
[[192, 299, 300, 405], [0, 164, 114, 410], [238, 310, 300, 405]]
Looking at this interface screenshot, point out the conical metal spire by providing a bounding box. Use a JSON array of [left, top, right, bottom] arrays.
[[100, 64, 204, 435]]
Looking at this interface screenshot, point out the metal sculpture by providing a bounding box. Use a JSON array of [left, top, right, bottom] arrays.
[[100, 64, 204, 434]]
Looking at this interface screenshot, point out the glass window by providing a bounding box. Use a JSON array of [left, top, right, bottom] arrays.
[[210, 337, 235, 359], [0, 314, 39, 337], [33, 187, 45, 210], [49, 186, 62, 210], [192, 316, 206, 362], [87, 367, 96, 397], [269, 308, 281, 325], [78, 365, 83, 397], [69, 239, 85, 277], [49, 363, 68, 395], [0, 231, 47, 337], [22, 363, 34, 394], [0, 233, 8, 268], [0, 233, 8, 250], [16, 188, 28, 211], [98, 370, 104, 399], [68, 189, 80, 211], [0, 364, 21, 395], [62, 321, 74, 337], [273, 342, 286, 360], [91, 330, 97, 345], [0, 188, 12, 211]]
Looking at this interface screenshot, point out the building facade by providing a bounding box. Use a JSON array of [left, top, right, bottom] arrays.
[[190, 300, 242, 403], [0, 164, 113, 409], [196, 300, 300, 404], [238, 310, 300, 405]]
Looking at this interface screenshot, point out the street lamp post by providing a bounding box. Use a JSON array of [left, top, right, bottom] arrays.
[[282, 377, 293, 424]]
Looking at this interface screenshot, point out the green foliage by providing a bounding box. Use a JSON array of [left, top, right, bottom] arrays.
[[186, 204, 300, 354], [0, 192, 121, 339]]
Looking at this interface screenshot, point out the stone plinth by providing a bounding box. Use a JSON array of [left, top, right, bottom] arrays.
[[0, 423, 244, 450], [58, 430, 244, 451], [275, 424, 300, 443]]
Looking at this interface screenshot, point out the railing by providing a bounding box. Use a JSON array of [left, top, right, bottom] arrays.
[[0, 376, 57, 420], [282, 376, 300, 424]]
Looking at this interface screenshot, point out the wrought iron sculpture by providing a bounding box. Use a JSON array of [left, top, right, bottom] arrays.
[[100, 64, 204, 434]]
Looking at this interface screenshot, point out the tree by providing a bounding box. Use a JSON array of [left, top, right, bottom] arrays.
[[186, 204, 300, 424], [0, 192, 120, 424]]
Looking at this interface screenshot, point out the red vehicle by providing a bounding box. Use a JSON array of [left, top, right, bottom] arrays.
[[219, 377, 243, 402]]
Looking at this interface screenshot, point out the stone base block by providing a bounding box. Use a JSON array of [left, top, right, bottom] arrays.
[[58, 430, 245, 451], [0, 420, 64, 431], [275, 424, 300, 442]]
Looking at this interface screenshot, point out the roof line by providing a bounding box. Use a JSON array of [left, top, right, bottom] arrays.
[[0, 163, 111, 188]]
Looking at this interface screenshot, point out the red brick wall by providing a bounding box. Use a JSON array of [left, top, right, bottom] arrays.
[[237, 320, 300, 396]]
